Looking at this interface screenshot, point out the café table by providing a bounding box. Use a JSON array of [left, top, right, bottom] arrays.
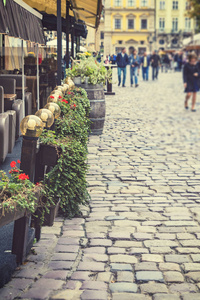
[[4, 94, 16, 110]]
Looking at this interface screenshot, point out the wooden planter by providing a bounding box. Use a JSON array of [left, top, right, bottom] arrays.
[[43, 198, 60, 226], [39, 144, 60, 167]]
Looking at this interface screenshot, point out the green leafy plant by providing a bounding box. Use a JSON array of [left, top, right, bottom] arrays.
[[68, 56, 112, 85], [40, 87, 91, 217], [0, 161, 38, 215]]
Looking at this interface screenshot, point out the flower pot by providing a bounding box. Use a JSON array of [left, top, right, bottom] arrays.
[[74, 77, 81, 85], [43, 198, 60, 226]]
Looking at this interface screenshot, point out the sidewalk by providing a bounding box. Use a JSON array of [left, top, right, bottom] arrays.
[[1, 71, 200, 299]]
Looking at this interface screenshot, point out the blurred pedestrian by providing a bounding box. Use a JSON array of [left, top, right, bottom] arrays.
[[151, 50, 161, 80], [141, 52, 151, 81], [183, 53, 199, 112], [129, 49, 140, 87], [116, 47, 129, 87]]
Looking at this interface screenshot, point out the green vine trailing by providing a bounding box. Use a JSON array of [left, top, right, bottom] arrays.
[[40, 87, 91, 217]]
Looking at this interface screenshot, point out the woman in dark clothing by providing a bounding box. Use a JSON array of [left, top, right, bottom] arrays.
[[183, 53, 199, 112]]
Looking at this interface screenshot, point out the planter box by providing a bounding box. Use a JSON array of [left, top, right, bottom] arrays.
[[39, 144, 60, 167], [43, 199, 60, 226]]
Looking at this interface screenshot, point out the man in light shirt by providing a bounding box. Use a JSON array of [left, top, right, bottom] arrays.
[[141, 52, 151, 81]]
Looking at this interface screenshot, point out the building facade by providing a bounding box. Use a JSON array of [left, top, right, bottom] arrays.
[[156, 0, 195, 49], [103, 0, 155, 56]]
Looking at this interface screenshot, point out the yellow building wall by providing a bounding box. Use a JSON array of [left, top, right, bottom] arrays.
[[111, 0, 151, 8], [156, 0, 194, 31]]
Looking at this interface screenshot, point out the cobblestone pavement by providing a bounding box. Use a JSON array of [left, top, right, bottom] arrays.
[[2, 70, 200, 299]]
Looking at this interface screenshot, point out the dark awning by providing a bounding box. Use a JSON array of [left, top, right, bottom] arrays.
[[42, 13, 87, 39], [0, 0, 45, 44]]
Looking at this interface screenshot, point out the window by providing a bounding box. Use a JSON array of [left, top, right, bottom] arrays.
[[172, 18, 178, 32], [100, 31, 104, 39], [119, 40, 123, 44], [159, 18, 165, 31], [160, 1, 165, 10], [172, 1, 178, 10], [185, 17, 191, 31], [128, 19, 134, 29], [115, 18, 121, 29], [159, 39, 165, 45], [127, 0, 135, 6], [141, 19, 147, 29], [185, 1, 191, 10], [114, 0, 121, 6], [141, 0, 147, 7]]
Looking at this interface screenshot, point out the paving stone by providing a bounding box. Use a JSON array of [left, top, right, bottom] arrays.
[[136, 271, 164, 282], [20, 288, 51, 299], [150, 247, 173, 254], [135, 262, 158, 271], [191, 254, 200, 262], [164, 271, 184, 283], [165, 255, 190, 263], [109, 282, 138, 293], [97, 272, 113, 282], [112, 294, 150, 300], [159, 263, 180, 271], [184, 263, 200, 272], [44, 270, 69, 280], [186, 272, 200, 282], [110, 263, 133, 272], [117, 271, 134, 282], [32, 278, 65, 290], [182, 295, 200, 300], [169, 283, 197, 294], [153, 295, 180, 300], [81, 281, 107, 290], [90, 239, 112, 247], [48, 261, 73, 270], [81, 290, 107, 300], [141, 254, 163, 262], [78, 262, 105, 272], [140, 283, 168, 294], [71, 271, 94, 281], [110, 254, 137, 264], [51, 253, 78, 261], [54, 245, 80, 253], [114, 241, 143, 248]]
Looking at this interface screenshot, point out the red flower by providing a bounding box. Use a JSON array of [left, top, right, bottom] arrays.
[[9, 169, 20, 174], [50, 95, 54, 99], [68, 92, 71, 95], [62, 99, 68, 104], [74, 104, 76, 107], [36, 182, 40, 186], [10, 161, 16, 168], [19, 173, 29, 180], [59, 95, 62, 99], [17, 160, 21, 164]]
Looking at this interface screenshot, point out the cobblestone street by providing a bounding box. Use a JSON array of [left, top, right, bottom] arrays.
[[2, 70, 200, 299]]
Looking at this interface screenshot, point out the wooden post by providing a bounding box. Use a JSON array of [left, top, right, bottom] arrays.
[[105, 66, 115, 96], [20, 138, 37, 182]]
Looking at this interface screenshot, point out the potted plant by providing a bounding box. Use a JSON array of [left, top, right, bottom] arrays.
[[0, 161, 39, 227]]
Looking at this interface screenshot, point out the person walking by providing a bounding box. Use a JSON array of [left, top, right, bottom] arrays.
[[129, 49, 140, 87], [116, 48, 129, 87], [141, 52, 150, 81], [183, 53, 199, 112], [151, 50, 161, 80]]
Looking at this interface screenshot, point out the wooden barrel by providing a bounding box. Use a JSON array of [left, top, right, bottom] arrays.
[[79, 84, 106, 135]]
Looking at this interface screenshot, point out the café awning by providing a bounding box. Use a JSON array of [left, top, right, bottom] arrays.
[[0, 0, 45, 44], [23, 0, 102, 28]]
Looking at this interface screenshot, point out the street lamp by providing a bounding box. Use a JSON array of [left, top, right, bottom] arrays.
[[35, 108, 54, 128]]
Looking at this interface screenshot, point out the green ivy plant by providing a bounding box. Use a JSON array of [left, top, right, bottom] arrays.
[[40, 87, 91, 217]]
